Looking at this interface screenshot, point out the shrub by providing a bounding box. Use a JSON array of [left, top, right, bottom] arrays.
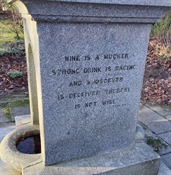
[[151, 11, 171, 46], [0, 0, 23, 40], [9, 71, 23, 79]]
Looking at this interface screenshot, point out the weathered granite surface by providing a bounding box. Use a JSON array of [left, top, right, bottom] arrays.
[[37, 22, 151, 165], [9, 0, 171, 24], [23, 142, 160, 175], [8, 0, 170, 166], [2, 1, 171, 174]]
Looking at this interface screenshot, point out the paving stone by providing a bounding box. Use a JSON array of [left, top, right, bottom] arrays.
[[161, 154, 171, 169], [165, 115, 171, 121], [9, 100, 30, 122], [0, 104, 12, 123], [145, 104, 171, 117], [158, 162, 171, 175], [140, 125, 171, 156], [138, 105, 171, 134], [0, 93, 29, 104], [159, 132, 171, 146]]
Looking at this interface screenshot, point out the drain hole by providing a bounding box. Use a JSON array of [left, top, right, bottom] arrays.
[[17, 134, 41, 154]]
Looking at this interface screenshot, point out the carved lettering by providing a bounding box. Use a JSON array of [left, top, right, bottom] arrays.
[[69, 81, 82, 87], [83, 67, 101, 73], [52, 69, 80, 75], [58, 94, 64, 100], [105, 87, 130, 94], [75, 104, 81, 109], [95, 55, 100, 60], [85, 102, 97, 107], [84, 55, 91, 60], [115, 65, 135, 71], [53, 53, 134, 109], [65, 56, 80, 61], [87, 77, 123, 85], [104, 54, 129, 60], [69, 91, 100, 99], [102, 99, 115, 105]]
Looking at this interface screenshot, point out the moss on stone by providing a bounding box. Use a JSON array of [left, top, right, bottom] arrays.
[[146, 136, 167, 153], [10, 99, 29, 108], [2, 104, 12, 121]]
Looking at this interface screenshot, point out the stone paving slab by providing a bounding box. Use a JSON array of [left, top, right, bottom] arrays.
[[140, 123, 171, 156], [161, 154, 171, 170], [0, 106, 171, 175], [159, 132, 171, 146], [0, 104, 12, 123], [0, 93, 29, 104], [158, 162, 171, 175], [165, 115, 171, 121], [138, 105, 171, 134], [145, 104, 171, 117], [0, 98, 30, 123], [1, 98, 171, 174], [10, 106, 30, 122], [9, 99, 30, 122]]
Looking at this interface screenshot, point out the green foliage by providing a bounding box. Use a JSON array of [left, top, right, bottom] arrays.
[[10, 99, 29, 108], [9, 71, 23, 79], [151, 11, 171, 46], [146, 136, 167, 153], [0, 18, 24, 49], [0, 47, 25, 56], [0, 0, 24, 50], [0, 103, 12, 121]]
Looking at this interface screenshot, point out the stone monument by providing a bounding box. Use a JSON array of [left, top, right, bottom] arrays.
[[1, 0, 171, 175]]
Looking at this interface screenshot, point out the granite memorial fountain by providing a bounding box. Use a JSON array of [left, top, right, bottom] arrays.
[[1, 0, 171, 174]]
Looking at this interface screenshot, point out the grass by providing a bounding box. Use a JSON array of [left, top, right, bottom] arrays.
[[10, 99, 29, 108], [0, 18, 24, 50], [9, 70, 23, 79], [0, 103, 12, 121]]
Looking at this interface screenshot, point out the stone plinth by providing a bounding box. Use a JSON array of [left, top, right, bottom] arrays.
[[2, 0, 171, 174]]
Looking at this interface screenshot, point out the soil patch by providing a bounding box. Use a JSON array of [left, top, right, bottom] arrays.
[[0, 52, 28, 95], [141, 38, 171, 106]]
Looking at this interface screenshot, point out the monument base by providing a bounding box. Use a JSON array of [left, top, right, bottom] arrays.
[[23, 142, 160, 175]]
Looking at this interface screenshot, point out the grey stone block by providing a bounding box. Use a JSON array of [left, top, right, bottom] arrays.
[[23, 142, 160, 175], [15, 115, 31, 127], [38, 21, 152, 165], [138, 105, 171, 134]]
